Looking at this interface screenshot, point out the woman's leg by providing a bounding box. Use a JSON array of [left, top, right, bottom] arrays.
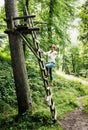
[[46, 62, 55, 80], [49, 68, 53, 86], [46, 63, 50, 76], [49, 68, 52, 80]]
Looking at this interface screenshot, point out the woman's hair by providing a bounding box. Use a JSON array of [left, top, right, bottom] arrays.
[[50, 44, 56, 48]]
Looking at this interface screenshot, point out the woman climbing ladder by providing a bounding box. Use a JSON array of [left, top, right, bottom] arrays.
[[43, 44, 59, 86]]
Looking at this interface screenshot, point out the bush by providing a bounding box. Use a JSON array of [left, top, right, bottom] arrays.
[[0, 61, 17, 107]]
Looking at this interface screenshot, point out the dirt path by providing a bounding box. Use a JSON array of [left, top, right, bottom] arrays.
[[60, 95, 88, 130], [61, 108, 88, 130], [56, 70, 88, 85], [56, 71, 88, 130]]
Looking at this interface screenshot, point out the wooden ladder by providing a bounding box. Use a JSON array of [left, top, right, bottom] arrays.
[[5, 5, 57, 121], [19, 6, 57, 122]]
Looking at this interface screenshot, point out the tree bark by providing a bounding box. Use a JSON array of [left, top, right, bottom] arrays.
[[4, 0, 32, 115]]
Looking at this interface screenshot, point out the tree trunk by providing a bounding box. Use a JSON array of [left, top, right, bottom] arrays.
[[4, 0, 32, 115]]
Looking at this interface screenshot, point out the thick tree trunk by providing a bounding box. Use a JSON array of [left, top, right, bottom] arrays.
[[4, 0, 32, 115]]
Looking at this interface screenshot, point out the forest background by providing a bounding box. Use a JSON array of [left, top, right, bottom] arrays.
[[0, 0, 88, 130]]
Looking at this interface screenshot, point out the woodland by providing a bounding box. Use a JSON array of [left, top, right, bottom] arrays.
[[0, 0, 88, 130]]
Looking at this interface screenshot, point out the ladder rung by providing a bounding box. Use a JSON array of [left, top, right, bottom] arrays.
[[4, 15, 36, 22], [51, 103, 55, 110], [41, 67, 45, 71], [37, 49, 41, 53], [47, 86, 50, 90], [54, 111, 57, 120], [40, 58, 44, 62], [16, 27, 40, 34], [13, 15, 36, 20], [16, 24, 28, 28], [44, 77, 48, 81], [33, 21, 47, 25], [35, 39, 39, 43], [4, 29, 14, 34]]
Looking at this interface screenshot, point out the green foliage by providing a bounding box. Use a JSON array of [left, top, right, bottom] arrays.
[[0, 100, 17, 120], [0, 60, 17, 107], [61, 44, 88, 77], [79, 0, 88, 43], [0, 110, 61, 130], [1, 0, 88, 129], [0, 7, 6, 32], [0, 51, 11, 62], [23, 0, 76, 50], [54, 73, 88, 96], [62, 38, 83, 76], [0, 58, 88, 129], [78, 0, 88, 76], [0, 35, 11, 63], [53, 73, 88, 118], [80, 96, 88, 114]]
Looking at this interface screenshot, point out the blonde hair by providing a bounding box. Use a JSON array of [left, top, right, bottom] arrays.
[[50, 44, 56, 48]]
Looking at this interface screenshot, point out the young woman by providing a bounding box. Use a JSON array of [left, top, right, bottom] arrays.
[[44, 44, 59, 86]]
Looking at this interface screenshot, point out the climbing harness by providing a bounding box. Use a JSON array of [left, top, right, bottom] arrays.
[[4, 2, 57, 122]]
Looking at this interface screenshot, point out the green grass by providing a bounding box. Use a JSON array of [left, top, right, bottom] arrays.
[[0, 60, 88, 130], [0, 100, 17, 120], [80, 96, 88, 114]]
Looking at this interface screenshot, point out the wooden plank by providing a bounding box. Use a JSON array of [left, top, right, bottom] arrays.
[[16, 27, 40, 34], [4, 29, 14, 34], [4, 27, 40, 34], [13, 15, 36, 20], [4, 15, 36, 22], [34, 21, 47, 25]]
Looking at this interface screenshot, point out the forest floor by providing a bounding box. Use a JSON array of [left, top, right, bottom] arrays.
[[56, 71, 88, 130]]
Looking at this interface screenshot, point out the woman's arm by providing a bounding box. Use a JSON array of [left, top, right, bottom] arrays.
[[40, 49, 48, 55]]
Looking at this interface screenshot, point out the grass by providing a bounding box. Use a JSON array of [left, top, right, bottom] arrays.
[[0, 60, 88, 130], [0, 100, 17, 120], [80, 96, 88, 114]]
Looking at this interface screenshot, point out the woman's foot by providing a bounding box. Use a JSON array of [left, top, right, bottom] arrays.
[[49, 81, 53, 86]]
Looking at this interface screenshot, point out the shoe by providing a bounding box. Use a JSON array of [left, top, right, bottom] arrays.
[[49, 82, 53, 86]]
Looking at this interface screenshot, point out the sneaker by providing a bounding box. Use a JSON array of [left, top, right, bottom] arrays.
[[49, 82, 53, 86]]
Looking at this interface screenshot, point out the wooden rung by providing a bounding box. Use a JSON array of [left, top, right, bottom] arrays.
[[16, 27, 40, 34], [37, 49, 41, 52], [13, 15, 36, 20], [44, 77, 48, 81], [4, 29, 14, 34], [34, 21, 47, 24], [4, 15, 36, 22], [54, 111, 57, 120], [40, 58, 44, 62], [16, 25, 28, 30], [45, 81, 48, 87], [41, 67, 45, 71], [51, 103, 55, 110], [35, 39, 39, 43], [30, 27, 40, 31], [47, 87, 50, 90]]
